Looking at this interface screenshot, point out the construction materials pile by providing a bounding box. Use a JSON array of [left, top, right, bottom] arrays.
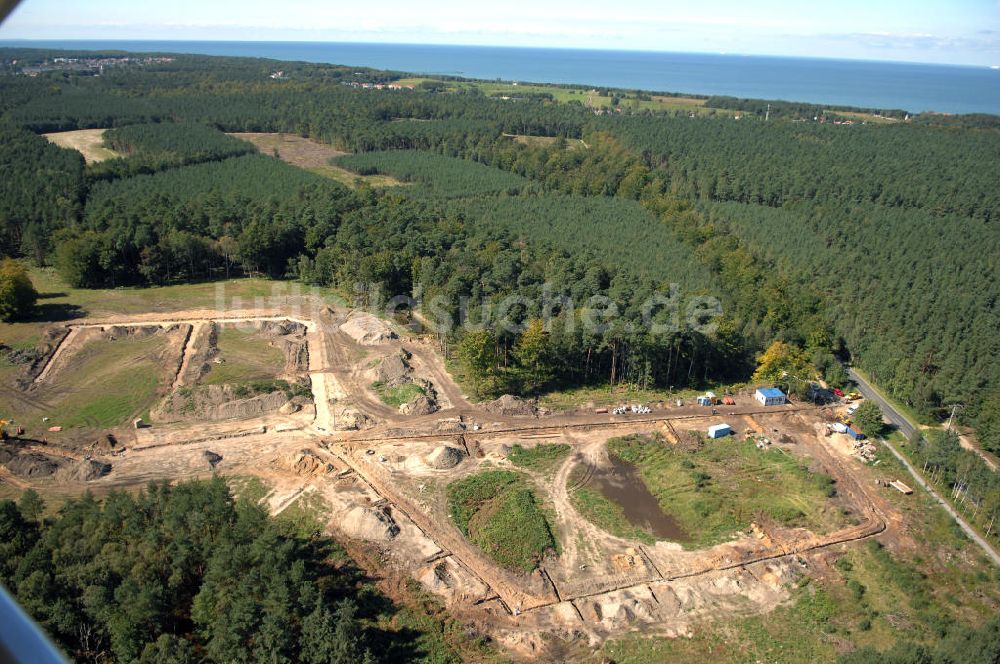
[[612, 404, 651, 415]]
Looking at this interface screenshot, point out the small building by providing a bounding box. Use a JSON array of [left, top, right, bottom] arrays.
[[707, 423, 732, 439], [754, 387, 786, 407]]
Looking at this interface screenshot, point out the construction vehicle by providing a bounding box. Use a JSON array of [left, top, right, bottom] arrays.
[[0, 419, 23, 440], [846, 391, 862, 401]]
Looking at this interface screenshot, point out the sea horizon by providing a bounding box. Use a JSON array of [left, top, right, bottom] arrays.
[[3, 39, 998, 115]]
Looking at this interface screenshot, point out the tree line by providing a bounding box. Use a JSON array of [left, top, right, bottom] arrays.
[[0, 478, 454, 663]]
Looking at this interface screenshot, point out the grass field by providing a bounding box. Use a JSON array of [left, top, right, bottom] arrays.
[[277, 489, 332, 538], [371, 381, 425, 408], [43, 128, 120, 163], [0, 333, 173, 430], [608, 434, 848, 548], [507, 443, 571, 474], [229, 132, 404, 188], [446, 470, 556, 572], [228, 475, 271, 504], [203, 327, 285, 385]]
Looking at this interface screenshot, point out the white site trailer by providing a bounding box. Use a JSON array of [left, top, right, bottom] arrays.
[[707, 423, 732, 438]]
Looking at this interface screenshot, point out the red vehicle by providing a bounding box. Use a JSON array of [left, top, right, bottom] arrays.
[[832, 388, 844, 397]]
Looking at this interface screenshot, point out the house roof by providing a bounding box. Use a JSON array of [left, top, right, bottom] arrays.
[[756, 387, 786, 398]]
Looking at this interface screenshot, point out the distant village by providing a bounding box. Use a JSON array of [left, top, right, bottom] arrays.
[[12, 55, 175, 76]]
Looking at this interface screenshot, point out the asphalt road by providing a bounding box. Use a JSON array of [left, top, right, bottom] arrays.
[[849, 367, 1000, 566], [847, 368, 916, 439], [880, 436, 1000, 567]]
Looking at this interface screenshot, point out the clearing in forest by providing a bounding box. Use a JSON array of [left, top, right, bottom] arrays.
[[600, 433, 851, 548], [229, 132, 404, 188], [43, 129, 120, 163]]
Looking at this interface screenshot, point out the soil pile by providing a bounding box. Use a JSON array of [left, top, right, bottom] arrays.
[[289, 449, 333, 476], [374, 350, 412, 387], [339, 506, 400, 541], [424, 446, 464, 470], [339, 314, 398, 345], [5, 453, 61, 478], [56, 459, 112, 482], [154, 384, 291, 422], [332, 405, 376, 431], [279, 401, 301, 414], [435, 418, 465, 432], [483, 394, 537, 417], [105, 324, 165, 339], [400, 394, 437, 416]]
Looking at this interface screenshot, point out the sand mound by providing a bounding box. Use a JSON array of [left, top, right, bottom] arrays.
[[400, 394, 438, 416], [279, 401, 301, 414], [339, 314, 397, 345], [339, 506, 400, 541], [424, 445, 464, 470], [483, 394, 537, 417], [332, 406, 376, 431], [256, 320, 307, 337], [56, 459, 112, 482], [289, 449, 333, 476]]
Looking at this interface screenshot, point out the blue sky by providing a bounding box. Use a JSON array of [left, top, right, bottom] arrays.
[[1, 0, 998, 65]]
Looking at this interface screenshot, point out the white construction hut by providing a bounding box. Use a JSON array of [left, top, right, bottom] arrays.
[[754, 387, 786, 406], [707, 423, 732, 439]]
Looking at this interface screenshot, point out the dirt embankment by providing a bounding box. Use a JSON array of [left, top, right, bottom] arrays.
[[153, 384, 297, 422], [15, 327, 70, 387]]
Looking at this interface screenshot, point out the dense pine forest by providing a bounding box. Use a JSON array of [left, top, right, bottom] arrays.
[[0, 479, 473, 663], [1, 47, 998, 450]]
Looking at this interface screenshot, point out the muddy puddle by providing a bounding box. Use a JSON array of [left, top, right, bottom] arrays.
[[585, 454, 689, 542]]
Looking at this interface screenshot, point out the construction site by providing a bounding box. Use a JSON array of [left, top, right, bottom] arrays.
[[0, 298, 915, 658]]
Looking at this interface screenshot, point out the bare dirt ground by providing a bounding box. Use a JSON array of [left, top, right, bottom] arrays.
[[2, 298, 913, 660], [43, 129, 120, 163]]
